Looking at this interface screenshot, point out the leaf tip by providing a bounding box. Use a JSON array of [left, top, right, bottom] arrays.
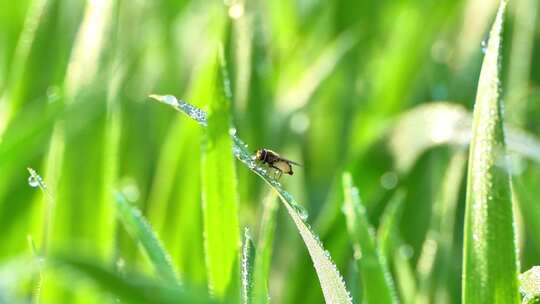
[[149, 94, 177, 106]]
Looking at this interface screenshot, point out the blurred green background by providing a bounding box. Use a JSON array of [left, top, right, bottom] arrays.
[[1, 0, 540, 303]]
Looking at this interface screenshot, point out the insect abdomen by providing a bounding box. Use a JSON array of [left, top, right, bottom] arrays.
[[274, 160, 293, 175]]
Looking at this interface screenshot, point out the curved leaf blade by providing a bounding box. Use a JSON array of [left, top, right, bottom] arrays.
[[388, 102, 540, 173], [150, 94, 353, 304], [342, 172, 397, 304], [242, 228, 256, 304], [462, 2, 520, 303], [114, 193, 179, 285], [48, 254, 213, 304], [252, 192, 278, 304]]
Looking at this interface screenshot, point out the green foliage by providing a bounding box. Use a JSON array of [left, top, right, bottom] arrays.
[[242, 228, 256, 304], [3, 0, 540, 303], [151, 94, 353, 303], [342, 172, 397, 304], [115, 192, 179, 285], [251, 192, 278, 304], [47, 254, 214, 304], [201, 50, 241, 299], [462, 2, 520, 303], [415, 151, 467, 304]]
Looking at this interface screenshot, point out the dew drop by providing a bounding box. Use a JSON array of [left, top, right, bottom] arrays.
[[28, 175, 39, 188], [46, 86, 60, 103], [162, 95, 178, 106], [291, 203, 309, 220], [323, 250, 332, 259], [399, 244, 414, 259], [229, 128, 237, 136], [380, 171, 398, 190], [353, 247, 362, 260], [116, 258, 126, 270], [121, 182, 140, 203], [481, 39, 488, 54]]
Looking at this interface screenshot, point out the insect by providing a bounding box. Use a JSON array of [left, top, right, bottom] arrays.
[[253, 148, 302, 179]]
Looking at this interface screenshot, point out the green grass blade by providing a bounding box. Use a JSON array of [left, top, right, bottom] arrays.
[[377, 190, 406, 260], [200, 51, 241, 299], [252, 192, 278, 304], [462, 2, 520, 303], [114, 192, 179, 285], [279, 198, 352, 303], [393, 247, 417, 304], [150, 94, 353, 304], [415, 151, 467, 304], [146, 15, 227, 283], [27, 168, 54, 251], [342, 172, 397, 304], [376, 190, 418, 304], [277, 30, 357, 112], [389, 102, 540, 174], [47, 254, 214, 304], [242, 228, 256, 304]]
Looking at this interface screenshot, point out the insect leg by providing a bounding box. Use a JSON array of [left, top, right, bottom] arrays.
[[270, 165, 283, 180]]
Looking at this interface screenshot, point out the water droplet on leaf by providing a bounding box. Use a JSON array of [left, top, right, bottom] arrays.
[[291, 203, 309, 220], [28, 175, 39, 188], [481, 39, 487, 54]]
